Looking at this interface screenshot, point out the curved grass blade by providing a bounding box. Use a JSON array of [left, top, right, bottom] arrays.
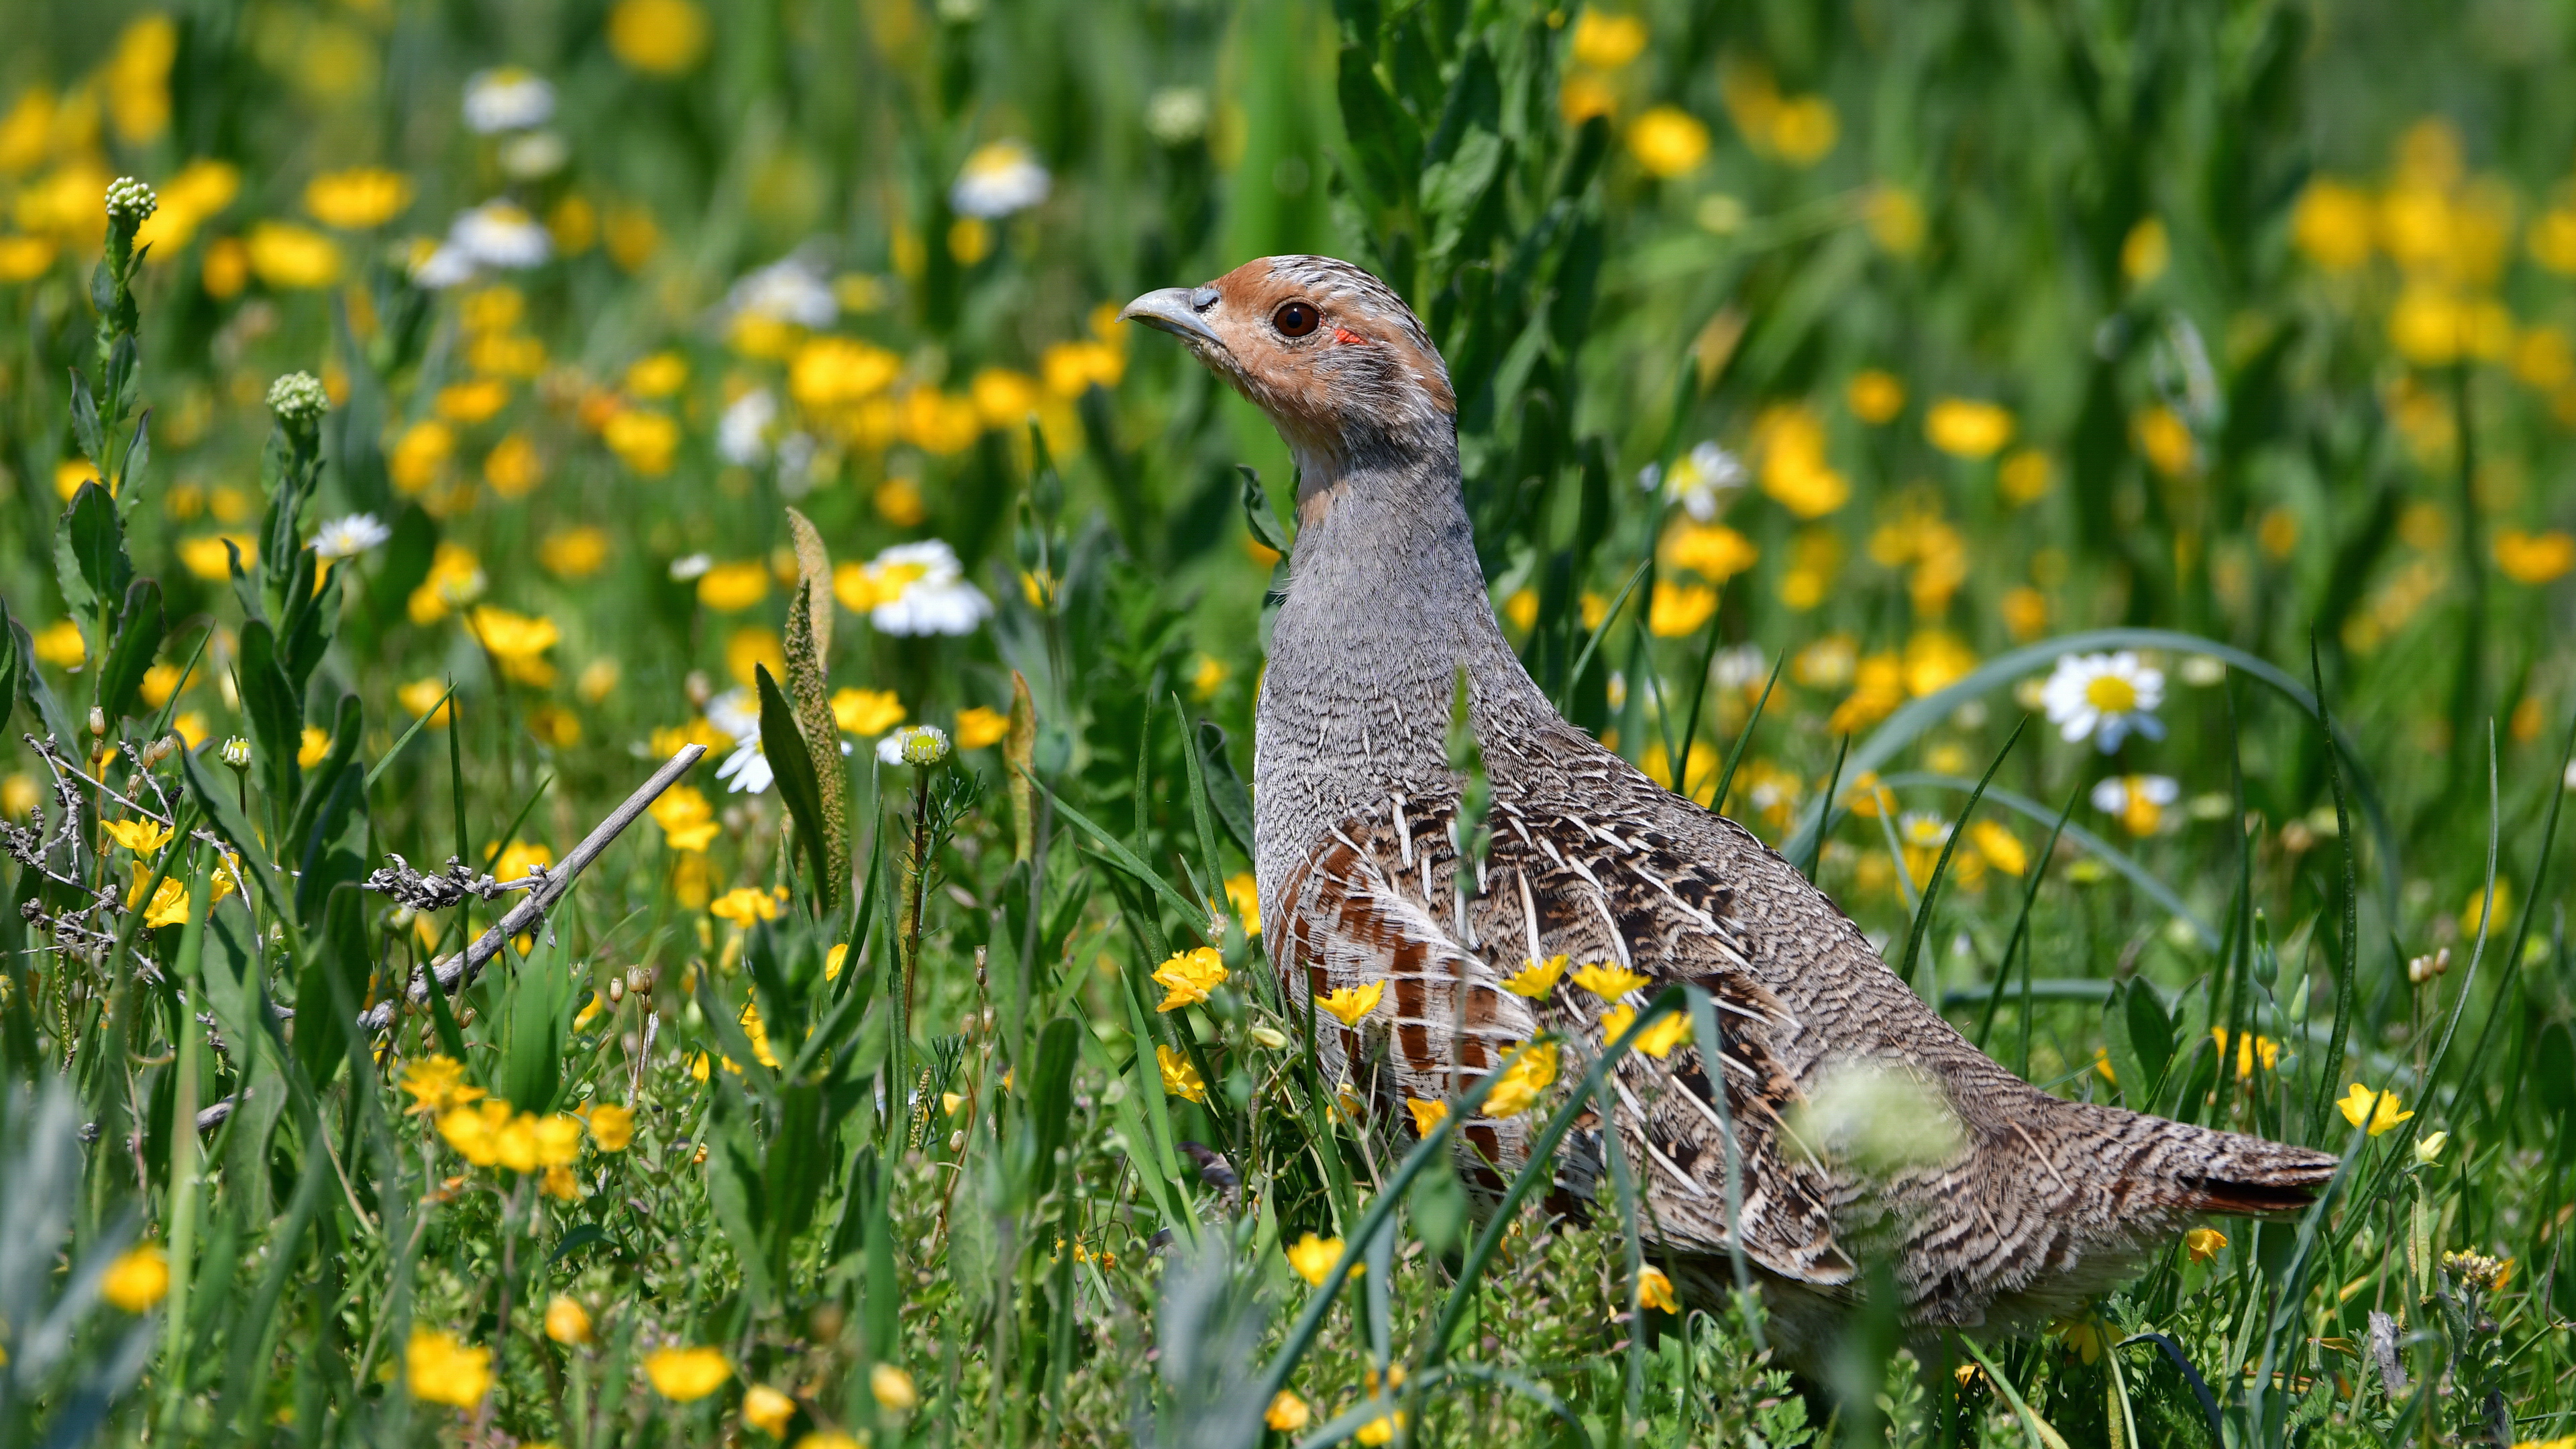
[[1780, 628, 2401, 906], [1872, 772, 2217, 949], [1893, 717, 2027, 1001], [1975, 783, 2080, 1059]]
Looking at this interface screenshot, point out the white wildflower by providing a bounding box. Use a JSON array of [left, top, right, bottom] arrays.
[[409, 243, 478, 290], [717, 388, 777, 466], [668, 553, 714, 582], [950, 140, 1051, 219], [727, 257, 837, 329], [1144, 89, 1209, 146], [464, 68, 555, 133], [2090, 773, 2180, 835], [877, 724, 951, 767], [1710, 643, 1767, 691], [855, 540, 992, 637], [312, 513, 392, 560], [449, 201, 552, 270], [497, 130, 570, 180], [2041, 651, 2166, 752], [704, 687, 760, 742], [1664, 441, 1746, 522], [715, 737, 773, 795]]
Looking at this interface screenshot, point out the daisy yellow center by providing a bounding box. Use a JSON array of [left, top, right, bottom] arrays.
[[2084, 674, 2139, 712]]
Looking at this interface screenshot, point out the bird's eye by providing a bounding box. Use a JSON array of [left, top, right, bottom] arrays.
[[1273, 301, 1320, 337]]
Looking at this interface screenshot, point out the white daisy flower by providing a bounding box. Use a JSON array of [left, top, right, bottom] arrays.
[[727, 257, 837, 329], [449, 201, 552, 270], [1710, 643, 1767, 691], [1897, 810, 1951, 850], [703, 687, 760, 741], [1664, 440, 1747, 522], [717, 388, 777, 466], [856, 540, 992, 637], [497, 130, 570, 180], [2041, 650, 2165, 752], [877, 724, 951, 767], [463, 68, 555, 134], [409, 243, 478, 290], [312, 513, 392, 560], [668, 553, 714, 582], [711, 697, 851, 794], [1144, 88, 1209, 146], [2090, 773, 2180, 835], [950, 140, 1051, 219], [716, 736, 773, 795]]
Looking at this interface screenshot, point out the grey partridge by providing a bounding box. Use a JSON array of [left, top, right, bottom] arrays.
[[1121, 256, 2337, 1358]]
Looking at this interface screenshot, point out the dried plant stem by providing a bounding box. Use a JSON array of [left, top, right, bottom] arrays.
[[359, 745, 704, 1032]]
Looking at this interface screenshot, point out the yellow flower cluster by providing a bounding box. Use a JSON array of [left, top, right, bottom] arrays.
[[1152, 946, 1228, 1011]]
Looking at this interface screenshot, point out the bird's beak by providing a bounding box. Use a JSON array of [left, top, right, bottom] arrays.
[[1118, 286, 1225, 350]]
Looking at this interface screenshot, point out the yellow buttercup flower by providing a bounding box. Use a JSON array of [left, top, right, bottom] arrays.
[[1503, 955, 1567, 998], [466, 606, 560, 686], [1406, 1097, 1448, 1134], [870, 1363, 919, 1413], [1317, 980, 1385, 1026], [2338, 1083, 2414, 1137], [697, 560, 770, 612], [304, 168, 412, 229], [649, 784, 720, 853], [709, 885, 781, 926], [1600, 1004, 1692, 1059], [607, 0, 710, 74], [586, 1103, 635, 1151], [102, 817, 173, 855], [1156, 1044, 1206, 1104], [1647, 580, 1718, 637], [2493, 529, 2575, 584], [1636, 1265, 1679, 1313], [643, 1344, 729, 1401], [743, 1384, 797, 1437], [1570, 9, 1648, 69], [1626, 107, 1709, 177], [101, 1244, 170, 1311], [832, 688, 905, 736], [1265, 1390, 1312, 1432], [1152, 946, 1228, 1012], [1223, 872, 1260, 937], [407, 1326, 492, 1407], [1483, 1042, 1558, 1118], [2184, 1227, 2226, 1263], [544, 1295, 593, 1345], [1847, 368, 1906, 423], [955, 706, 1010, 751], [1284, 1232, 1350, 1287], [1569, 961, 1649, 1000], [1660, 522, 1759, 582], [2210, 1028, 2281, 1081], [398, 1056, 484, 1116], [1924, 398, 2015, 459]]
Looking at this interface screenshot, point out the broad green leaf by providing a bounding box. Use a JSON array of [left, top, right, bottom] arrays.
[[95, 578, 164, 722]]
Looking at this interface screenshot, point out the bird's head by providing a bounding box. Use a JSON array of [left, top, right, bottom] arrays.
[[1121, 256, 1455, 498]]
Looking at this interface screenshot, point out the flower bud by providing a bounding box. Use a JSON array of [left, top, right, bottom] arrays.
[[88, 707, 107, 736], [266, 372, 331, 427], [104, 177, 158, 224], [219, 736, 252, 768], [2415, 1130, 2447, 1165], [1248, 1024, 1289, 1049]]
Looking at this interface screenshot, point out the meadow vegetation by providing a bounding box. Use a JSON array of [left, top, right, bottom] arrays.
[[0, 0, 2572, 1445]]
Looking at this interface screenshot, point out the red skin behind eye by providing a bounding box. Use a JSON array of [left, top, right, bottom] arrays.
[[1332, 326, 1369, 345]]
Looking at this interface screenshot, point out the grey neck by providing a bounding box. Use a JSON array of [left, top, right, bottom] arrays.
[[1251, 441, 1553, 895]]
